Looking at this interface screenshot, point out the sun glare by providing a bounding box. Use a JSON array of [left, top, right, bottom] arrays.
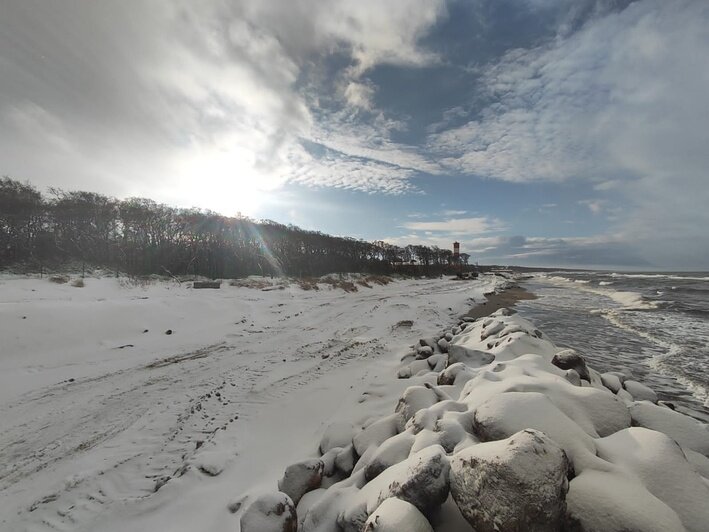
[[174, 147, 278, 218]]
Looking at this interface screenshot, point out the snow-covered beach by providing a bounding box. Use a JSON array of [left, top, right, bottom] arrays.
[[0, 273, 501, 531], [2, 272, 708, 532]]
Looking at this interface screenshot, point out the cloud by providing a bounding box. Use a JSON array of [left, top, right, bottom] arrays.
[[402, 216, 505, 235], [0, 0, 449, 206]]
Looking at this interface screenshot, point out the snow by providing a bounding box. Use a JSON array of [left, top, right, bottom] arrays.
[[4, 272, 709, 532], [0, 273, 500, 531]]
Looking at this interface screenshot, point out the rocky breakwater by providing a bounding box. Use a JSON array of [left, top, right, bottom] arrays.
[[242, 309, 709, 532]]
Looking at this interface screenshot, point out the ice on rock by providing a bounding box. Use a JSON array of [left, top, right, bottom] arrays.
[[363, 497, 433, 532], [629, 401, 709, 456], [450, 429, 569, 532], [241, 491, 298, 532], [278, 459, 324, 505], [623, 380, 658, 403]]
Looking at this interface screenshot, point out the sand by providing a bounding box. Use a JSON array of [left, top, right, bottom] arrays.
[[465, 285, 537, 319]]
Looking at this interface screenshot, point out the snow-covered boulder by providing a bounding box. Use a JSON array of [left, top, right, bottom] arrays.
[[241, 491, 298, 532], [450, 429, 569, 532], [319, 422, 354, 454], [551, 349, 590, 381], [447, 344, 495, 367], [600, 372, 623, 394], [395, 386, 440, 424], [340, 445, 450, 531], [595, 427, 709, 532], [472, 391, 598, 469], [278, 459, 324, 505], [437, 338, 449, 353], [566, 469, 686, 532], [364, 431, 415, 481], [353, 414, 401, 456], [416, 345, 434, 359], [629, 401, 709, 456], [363, 497, 433, 532], [623, 380, 658, 403]]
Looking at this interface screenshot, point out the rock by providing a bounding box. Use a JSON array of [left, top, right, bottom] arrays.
[[335, 445, 356, 476], [278, 459, 324, 505], [364, 431, 416, 481], [450, 429, 569, 532], [416, 346, 434, 359], [241, 491, 298, 532], [437, 362, 475, 386], [565, 369, 582, 386], [320, 422, 354, 454], [629, 401, 709, 456], [353, 414, 401, 456], [437, 338, 449, 353], [395, 386, 440, 424], [623, 380, 658, 403], [447, 344, 495, 368], [444, 332, 454, 341], [427, 354, 447, 372], [165, 329, 173, 335], [551, 349, 590, 381], [363, 497, 434, 532], [342, 445, 450, 530], [600, 372, 623, 394], [566, 470, 685, 532], [419, 337, 439, 350]]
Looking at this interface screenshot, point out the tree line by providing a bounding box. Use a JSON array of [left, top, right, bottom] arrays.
[[0, 177, 471, 279]]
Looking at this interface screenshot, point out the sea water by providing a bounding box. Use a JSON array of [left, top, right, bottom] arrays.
[[516, 271, 709, 422]]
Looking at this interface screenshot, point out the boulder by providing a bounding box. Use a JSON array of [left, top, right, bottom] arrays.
[[363, 497, 433, 532], [241, 491, 298, 532], [395, 386, 440, 424], [340, 445, 450, 531], [320, 422, 354, 454], [437, 338, 449, 353], [416, 346, 434, 359], [353, 414, 401, 456], [623, 380, 658, 403], [450, 429, 569, 532], [419, 337, 439, 351], [447, 344, 495, 368], [600, 372, 623, 394], [278, 459, 324, 505], [364, 431, 416, 481], [629, 401, 709, 456], [551, 349, 590, 382], [437, 362, 475, 386]]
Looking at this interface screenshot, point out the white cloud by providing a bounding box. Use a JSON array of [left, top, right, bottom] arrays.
[[402, 216, 506, 234]]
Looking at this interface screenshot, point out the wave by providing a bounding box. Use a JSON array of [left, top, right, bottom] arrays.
[[601, 310, 709, 407], [610, 272, 709, 282]]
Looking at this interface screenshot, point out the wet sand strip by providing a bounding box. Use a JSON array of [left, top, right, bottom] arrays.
[[465, 285, 537, 319]]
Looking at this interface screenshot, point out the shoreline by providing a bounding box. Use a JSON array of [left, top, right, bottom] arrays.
[[465, 284, 537, 319]]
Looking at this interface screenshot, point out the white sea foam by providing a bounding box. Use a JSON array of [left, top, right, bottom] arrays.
[[610, 273, 709, 282]]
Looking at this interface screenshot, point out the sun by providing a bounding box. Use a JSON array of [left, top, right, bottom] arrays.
[[173, 146, 278, 218]]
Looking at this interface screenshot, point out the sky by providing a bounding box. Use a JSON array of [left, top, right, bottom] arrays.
[[1, 0, 708, 270]]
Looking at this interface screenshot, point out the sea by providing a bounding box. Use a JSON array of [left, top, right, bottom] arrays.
[[515, 271, 709, 422]]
